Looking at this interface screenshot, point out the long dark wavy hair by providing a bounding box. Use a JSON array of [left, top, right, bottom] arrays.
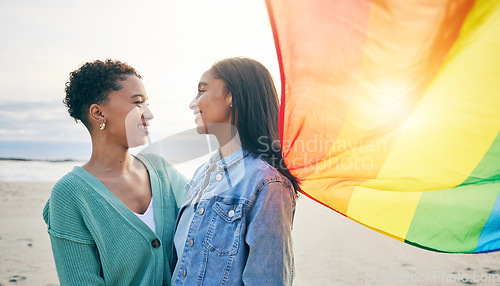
[[211, 57, 300, 192]]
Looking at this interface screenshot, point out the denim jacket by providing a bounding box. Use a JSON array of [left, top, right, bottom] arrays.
[[171, 148, 296, 285]]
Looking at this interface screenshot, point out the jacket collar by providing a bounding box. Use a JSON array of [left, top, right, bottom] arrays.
[[207, 147, 250, 171]]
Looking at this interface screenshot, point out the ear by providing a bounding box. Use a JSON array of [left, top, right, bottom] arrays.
[[225, 91, 233, 108], [89, 103, 105, 123]]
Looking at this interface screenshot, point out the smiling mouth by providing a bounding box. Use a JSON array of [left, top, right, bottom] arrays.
[[194, 110, 202, 121], [138, 122, 150, 134]]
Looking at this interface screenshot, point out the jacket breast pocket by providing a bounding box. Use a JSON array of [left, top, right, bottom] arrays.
[[204, 201, 244, 256]]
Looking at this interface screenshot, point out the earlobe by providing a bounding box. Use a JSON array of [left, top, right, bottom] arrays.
[[226, 92, 233, 108], [89, 104, 106, 129]]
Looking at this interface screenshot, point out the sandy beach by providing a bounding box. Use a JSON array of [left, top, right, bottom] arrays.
[[1, 181, 499, 286], [0, 182, 58, 286]]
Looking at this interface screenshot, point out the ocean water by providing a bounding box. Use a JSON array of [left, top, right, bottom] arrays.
[[0, 134, 215, 181], [0, 140, 92, 161], [0, 158, 203, 182], [0, 160, 86, 182]]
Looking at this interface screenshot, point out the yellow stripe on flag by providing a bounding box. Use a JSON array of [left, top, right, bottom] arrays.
[[347, 186, 421, 240], [362, 0, 500, 192]]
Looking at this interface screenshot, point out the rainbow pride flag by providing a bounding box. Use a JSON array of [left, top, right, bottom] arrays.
[[266, 0, 500, 253]]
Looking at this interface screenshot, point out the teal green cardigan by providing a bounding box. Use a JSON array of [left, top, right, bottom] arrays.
[[43, 153, 187, 286]]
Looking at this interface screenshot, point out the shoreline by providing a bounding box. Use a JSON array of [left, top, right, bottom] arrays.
[[1, 180, 499, 285], [0, 158, 81, 163]]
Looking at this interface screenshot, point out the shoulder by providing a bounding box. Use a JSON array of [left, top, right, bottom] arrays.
[[237, 152, 295, 200], [238, 154, 296, 221], [43, 169, 94, 243], [49, 169, 91, 203], [138, 153, 176, 177], [245, 153, 292, 188], [137, 152, 172, 169], [137, 152, 188, 187]]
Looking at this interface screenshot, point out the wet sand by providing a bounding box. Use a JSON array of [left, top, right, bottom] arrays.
[[1, 181, 499, 285]]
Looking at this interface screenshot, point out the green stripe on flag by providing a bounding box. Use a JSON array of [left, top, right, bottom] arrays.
[[405, 133, 500, 252]]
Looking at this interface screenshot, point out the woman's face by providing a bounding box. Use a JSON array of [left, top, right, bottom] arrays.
[[189, 69, 232, 134], [99, 75, 153, 148]]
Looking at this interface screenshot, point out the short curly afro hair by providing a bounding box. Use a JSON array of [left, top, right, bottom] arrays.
[[63, 59, 141, 127]]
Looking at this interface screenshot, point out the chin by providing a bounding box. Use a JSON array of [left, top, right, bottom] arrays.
[[195, 125, 207, 134], [127, 133, 149, 148], [129, 141, 147, 148]]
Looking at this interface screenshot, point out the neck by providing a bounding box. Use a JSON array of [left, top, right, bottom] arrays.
[[211, 123, 240, 159], [219, 138, 241, 159], [85, 133, 136, 175], [216, 134, 241, 159]]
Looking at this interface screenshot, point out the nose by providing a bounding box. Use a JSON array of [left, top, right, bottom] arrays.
[[142, 104, 154, 120], [189, 96, 198, 110]]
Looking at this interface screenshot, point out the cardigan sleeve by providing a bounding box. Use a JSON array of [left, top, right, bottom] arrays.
[[43, 176, 104, 285], [49, 235, 105, 285], [43, 176, 94, 243]]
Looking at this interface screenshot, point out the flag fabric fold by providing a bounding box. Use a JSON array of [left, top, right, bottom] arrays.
[[267, 0, 500, 253]]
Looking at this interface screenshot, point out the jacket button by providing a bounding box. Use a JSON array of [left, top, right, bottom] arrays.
[[151, 239, 161, 248], [215, 173, 223, 181], [189, 239, 194, 247], [198, 207, 204, 215], [182, 270, 187, 277]]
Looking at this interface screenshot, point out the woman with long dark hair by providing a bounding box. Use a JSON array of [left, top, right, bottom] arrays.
[[171, 57, 299, 285]]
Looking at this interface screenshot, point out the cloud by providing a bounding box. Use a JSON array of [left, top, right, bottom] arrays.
[[0, 0, 280, 159], [0, 100, 88, 142]]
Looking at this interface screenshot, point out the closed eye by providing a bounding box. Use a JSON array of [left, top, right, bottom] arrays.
[[134, 100, 149, 107]]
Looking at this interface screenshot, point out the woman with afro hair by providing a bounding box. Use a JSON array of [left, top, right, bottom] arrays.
[[43, 59, 186, 285]]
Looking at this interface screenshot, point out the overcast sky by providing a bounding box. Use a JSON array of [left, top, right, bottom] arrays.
[[0, 0, 279, 147]]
